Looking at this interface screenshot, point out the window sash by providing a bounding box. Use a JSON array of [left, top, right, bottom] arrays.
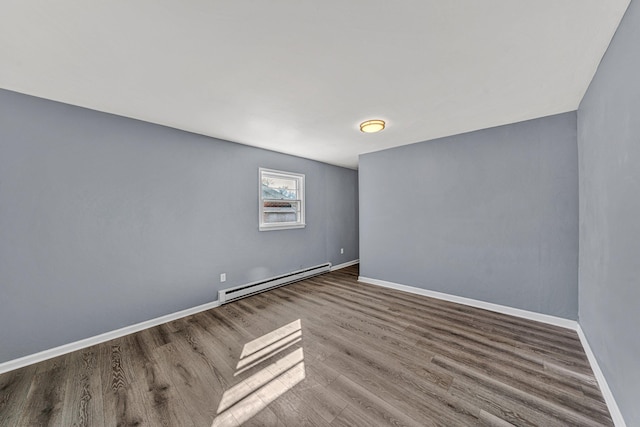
[[259, 168, 305, 231]]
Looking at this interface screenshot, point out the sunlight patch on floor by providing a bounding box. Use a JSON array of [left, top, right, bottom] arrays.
[[240, 319, 302, 359], [212, 320, 305, 427]]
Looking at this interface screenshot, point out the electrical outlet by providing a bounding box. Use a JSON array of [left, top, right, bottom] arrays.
[[340, 248, 344, 254], [220, 273, 226, 283]]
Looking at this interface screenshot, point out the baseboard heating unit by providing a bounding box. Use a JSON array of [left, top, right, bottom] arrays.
[[218, 262, 332, 304]]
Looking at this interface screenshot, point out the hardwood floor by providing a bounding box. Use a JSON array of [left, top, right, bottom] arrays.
[[0, 265, 614, 426]]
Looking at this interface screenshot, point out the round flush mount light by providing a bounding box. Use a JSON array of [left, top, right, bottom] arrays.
[[359, 119, 385, 133]]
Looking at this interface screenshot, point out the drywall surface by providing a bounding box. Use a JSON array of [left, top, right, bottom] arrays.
[[360, 112, 578, 318], [0, 89, 358, 363], [578, 0, 639, 423]]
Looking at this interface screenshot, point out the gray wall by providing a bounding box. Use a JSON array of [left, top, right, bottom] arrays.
[[359, 112, 578, 319], [0, 89, 358, 363], [578, 0, 640, 423]]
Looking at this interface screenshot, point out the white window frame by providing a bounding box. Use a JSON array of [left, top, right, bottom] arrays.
[[259, 168, 305, 231]]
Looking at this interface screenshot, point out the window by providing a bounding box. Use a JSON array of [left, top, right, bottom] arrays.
[[259, 168, 305, 231]]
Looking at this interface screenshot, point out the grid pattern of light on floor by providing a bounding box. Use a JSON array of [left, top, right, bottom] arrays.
[[212, 319, 305, 426]]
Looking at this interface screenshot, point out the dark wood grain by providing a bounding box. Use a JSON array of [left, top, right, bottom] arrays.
[[0, 265, 615, 426], [99, 339, 152, 426], [15, 358, 68, 426], [59, 348, 104, 427], [0, 365, 37, 426]]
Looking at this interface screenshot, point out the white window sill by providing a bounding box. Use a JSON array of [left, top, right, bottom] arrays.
[[259, 224, 306, 231]]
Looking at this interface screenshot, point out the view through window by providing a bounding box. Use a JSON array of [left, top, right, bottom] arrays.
[[259, 168, 305, 231]]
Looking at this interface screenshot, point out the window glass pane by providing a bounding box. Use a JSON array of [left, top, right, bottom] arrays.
[[262, 175, 298, 200], [263, 200, 299, 223]]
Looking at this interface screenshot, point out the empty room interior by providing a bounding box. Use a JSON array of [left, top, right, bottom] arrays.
[[1, 1, 639, 426]]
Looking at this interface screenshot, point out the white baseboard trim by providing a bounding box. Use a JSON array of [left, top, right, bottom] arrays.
[[0, 267, 626, 427], [576, 325, 627, 427], [0, 260, 350, 374], [0, 299, 220, 375], [330, 259, 359, 271], [358, 275, 629, 425], [0, 261, 349, 374], [358, 276, 577, 330]]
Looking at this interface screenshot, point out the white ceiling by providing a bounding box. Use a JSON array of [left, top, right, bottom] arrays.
[[0, 1, 629, 169]]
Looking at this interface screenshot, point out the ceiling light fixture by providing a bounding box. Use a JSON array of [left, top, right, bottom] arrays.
[[359, 119, 385, 133]]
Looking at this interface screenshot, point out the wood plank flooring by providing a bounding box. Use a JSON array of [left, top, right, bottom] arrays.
[[0, 265, 614, 426]]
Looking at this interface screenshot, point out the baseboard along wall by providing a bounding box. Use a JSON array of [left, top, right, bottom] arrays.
[[0, 260, 359, 375], [358, 276, 577, 329], [576, 325, 627, 427], [0, 263, 626, 426], [330, 259, 360, 271], [358, 275, 627, 427], [0, 299, 221, 375]]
